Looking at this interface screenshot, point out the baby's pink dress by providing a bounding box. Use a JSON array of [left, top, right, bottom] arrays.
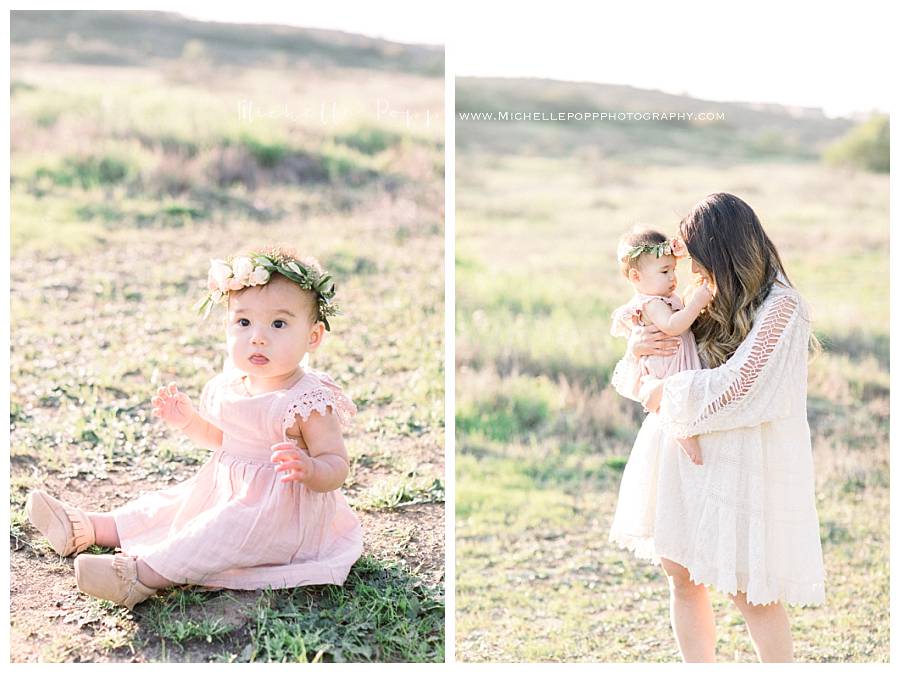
[[111, 367, 363, 590], [609, 292, 702, 397]]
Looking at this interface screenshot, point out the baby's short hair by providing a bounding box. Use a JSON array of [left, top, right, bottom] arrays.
[[617, 226, 668, 277]]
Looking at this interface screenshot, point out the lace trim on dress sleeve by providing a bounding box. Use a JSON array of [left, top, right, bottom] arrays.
[[280, 380, 357, 435], [610, 304, 642, 338]]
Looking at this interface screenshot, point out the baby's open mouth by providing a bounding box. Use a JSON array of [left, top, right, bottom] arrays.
[[249, 354, 269, 365]]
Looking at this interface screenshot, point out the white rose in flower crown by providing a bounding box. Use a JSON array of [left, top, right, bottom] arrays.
[[231, 256, 254, 284], [209, 259, 233, 288], [227, 277, 244, 291], [249, 266, 270, 286]]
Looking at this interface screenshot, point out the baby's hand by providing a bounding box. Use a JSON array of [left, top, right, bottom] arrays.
[[690, 281, 714, 310], [271, 441, 316, 484], [151, 383, 195, 430]]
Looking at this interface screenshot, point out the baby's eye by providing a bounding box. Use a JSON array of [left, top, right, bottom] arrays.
[[273, 319, 287, 329], [237, 318, 250, 327]]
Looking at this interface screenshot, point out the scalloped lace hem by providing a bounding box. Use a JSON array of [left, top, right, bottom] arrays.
[[608, 531, 825, 608]]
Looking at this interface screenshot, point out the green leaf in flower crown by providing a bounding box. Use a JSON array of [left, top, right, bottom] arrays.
[[286, 261, 307, 277], [317, 274, 334, 294], [195, 295, 213, 319]]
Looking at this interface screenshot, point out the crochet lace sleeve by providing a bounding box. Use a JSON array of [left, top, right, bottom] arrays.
[[657, 292, 807, 437], [280, 378, 357, 436]]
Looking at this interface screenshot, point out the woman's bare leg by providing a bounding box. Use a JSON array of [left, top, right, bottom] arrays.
[[660, 557, 716, 662], [730, 592, 793, 662], [87, 513, 120, 548]]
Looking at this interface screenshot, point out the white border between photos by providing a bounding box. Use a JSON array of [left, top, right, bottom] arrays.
[[444, 31, 457, 668]]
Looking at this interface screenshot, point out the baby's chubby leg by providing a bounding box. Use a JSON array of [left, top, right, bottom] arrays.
[[136, 559, 175, 589], [87, 513, 121, 548], [676, 436, 703, 465], [86, 513, 173, 588]]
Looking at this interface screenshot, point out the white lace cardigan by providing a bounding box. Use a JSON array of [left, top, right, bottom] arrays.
[[610, 281, 826, 606]]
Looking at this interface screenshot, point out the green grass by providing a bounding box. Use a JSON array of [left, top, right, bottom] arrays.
[[456, 82, 889, 662], [245, 557, 443, 663]]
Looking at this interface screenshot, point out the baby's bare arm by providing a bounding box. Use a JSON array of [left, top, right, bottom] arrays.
[[180, 412, 224, 450], [642, 294, 707, 337], [152, 383, 223, 449], [294, 410, 349, 492]]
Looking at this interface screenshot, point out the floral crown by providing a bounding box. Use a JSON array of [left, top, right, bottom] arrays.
[[196, 251, 339, 330], [617, 237, 687, 263]]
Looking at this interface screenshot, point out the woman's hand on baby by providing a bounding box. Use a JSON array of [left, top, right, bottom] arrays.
[[628, 325, 680, 358], [271, 442, 316, 484], [151, 383, 195, 430], [638, 375, 665, 413]]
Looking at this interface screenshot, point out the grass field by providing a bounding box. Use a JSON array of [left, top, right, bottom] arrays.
[[9, 11, 444, 663], [455, 77, 889, 662]]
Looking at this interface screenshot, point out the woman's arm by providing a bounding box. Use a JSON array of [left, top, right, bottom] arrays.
[[610, 325, 681, 402], [653, 293, 806, 437]]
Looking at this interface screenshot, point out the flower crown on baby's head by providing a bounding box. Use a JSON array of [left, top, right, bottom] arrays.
[[616, 236, 687, 264], [196, 248, 339, 330]]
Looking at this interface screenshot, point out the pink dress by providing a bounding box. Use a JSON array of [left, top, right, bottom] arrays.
[[112, 367, 363, 590], [609, 292, 702, 398]]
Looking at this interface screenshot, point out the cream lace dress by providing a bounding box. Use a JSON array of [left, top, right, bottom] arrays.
[[608, 281, 826, 606]]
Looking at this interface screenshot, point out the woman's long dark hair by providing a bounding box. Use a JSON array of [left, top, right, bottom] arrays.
[[679, 193, 791, 367]]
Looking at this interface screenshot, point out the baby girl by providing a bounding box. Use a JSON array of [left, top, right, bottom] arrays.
[[610, 227, 712, 464], [26, 246, 362, 608]]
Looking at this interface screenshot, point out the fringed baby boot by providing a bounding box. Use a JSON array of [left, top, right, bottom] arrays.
[[25, 489, 96, 557], [74, 553, 157, 610]]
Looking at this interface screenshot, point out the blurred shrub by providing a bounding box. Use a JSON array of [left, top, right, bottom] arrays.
[[823, 114, 889, 173], [335, 125, 403, 156], [457, 375, 563, 443], [238, 134, 290, 168], [34, 154, 136, 189]]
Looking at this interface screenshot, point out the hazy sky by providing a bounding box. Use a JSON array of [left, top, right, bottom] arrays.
[[162, 2, 889, 117]]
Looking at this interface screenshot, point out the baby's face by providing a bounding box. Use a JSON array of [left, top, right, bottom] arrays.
[[632, 254, 677, 297], [226, 276, 321, 380]]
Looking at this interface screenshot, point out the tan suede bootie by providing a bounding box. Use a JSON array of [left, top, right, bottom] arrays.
[[74, 553, 157, 610], [25, 490, 96, 557]]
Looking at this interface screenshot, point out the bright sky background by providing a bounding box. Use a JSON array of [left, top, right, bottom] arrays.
[[138, 2, 890, 117]]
